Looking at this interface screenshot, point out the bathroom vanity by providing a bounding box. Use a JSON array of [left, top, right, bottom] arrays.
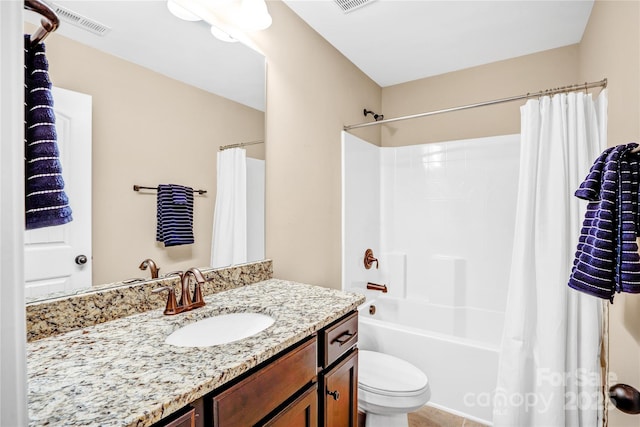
[[157, 311, 358, 427], [27, 279, 364, 427]]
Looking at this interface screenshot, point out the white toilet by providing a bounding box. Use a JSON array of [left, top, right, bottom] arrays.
[[358, 350, 431, 427]]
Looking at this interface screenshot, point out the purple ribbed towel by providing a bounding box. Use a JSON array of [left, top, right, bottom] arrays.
[[568, 143, 640, 301], [24, 35, 72, 229], [156, 184, 194, 247]]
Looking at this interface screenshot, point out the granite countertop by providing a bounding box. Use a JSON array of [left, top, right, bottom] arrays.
[[27, 279, 365, 427]]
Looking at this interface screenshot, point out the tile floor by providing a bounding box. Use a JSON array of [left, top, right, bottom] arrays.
[[408, 405, 488, 427]]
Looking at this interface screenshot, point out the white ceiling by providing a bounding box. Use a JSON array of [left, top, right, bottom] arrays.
[[25, 1, 266, 111], [26, 0, 594, 110], [283, 0, 595, 87]]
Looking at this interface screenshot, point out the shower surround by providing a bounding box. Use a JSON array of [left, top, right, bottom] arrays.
[[342, 131, 520, 424]]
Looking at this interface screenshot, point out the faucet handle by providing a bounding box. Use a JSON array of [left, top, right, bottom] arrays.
[[164, 271, 184, 279], [152, 286, 181, 315], [364, 249, 379, 269]]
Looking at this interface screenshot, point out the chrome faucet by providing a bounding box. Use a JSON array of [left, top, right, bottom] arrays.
[[139, 258, 160, 279]]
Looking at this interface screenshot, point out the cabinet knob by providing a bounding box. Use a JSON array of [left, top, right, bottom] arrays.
[[327, 389, 340, 401], [75, 255, 88, 265]]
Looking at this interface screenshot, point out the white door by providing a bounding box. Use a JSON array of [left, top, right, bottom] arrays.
[[24, 86, 92, 298]]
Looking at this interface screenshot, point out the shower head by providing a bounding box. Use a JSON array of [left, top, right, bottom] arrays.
[[364, 109, 384, 121]]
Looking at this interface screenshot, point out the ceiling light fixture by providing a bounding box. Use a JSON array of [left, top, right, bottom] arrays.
[[166, 0, 201, 21], [238, 0, 272, 31], [167, 0, 272, 42], [210, 25, 236, 43]]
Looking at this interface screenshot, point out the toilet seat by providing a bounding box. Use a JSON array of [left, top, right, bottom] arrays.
[[357, 350, 431, 425], [358, 350, 429, 396]]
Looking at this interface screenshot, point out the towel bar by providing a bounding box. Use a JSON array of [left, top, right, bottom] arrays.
[[133, 185, 207, 195], [24, 0, 60, 46]]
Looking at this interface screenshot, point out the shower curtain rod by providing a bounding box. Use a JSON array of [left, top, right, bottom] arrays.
[[219, 140, 264, 151], [343, 78, 608, 131], [24, 0, 60, 46]]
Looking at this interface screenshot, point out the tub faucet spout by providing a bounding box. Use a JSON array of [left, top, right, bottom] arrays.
[[367, 282, 388, 293]]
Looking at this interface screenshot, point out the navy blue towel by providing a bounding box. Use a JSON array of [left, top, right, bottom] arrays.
[[568, 143, 640, 301], [24, 35, 72, 229], [156, 184, 194, 247]]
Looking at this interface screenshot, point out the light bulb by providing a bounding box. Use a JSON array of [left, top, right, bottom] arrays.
[[238, 0, 272, 31], [167, 0, 201, 21]]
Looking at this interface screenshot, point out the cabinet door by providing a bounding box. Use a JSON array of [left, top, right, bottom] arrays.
[[262, 384, 318, 427], [321, 349, 358, 427], [155, 407, 196, 427], [211, 337, 317, 427]]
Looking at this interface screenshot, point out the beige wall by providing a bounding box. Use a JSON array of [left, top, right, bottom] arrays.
[[250, 1, 381, 289], [380, 2, 640, 425], [34, 27, 265, 285], [378, 2, 638, 425], [381, 45, 580, 146], [579, 1, 640, 426], [252, 0, 639, 424]]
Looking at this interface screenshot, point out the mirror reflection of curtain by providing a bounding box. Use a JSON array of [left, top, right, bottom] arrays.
[[494, 90, 608, 426], [246, 157, 265, 263], [211, 148, 247, 268]]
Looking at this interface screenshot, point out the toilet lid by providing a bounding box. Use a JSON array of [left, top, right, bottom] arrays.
[[359, 350, 428, 394]]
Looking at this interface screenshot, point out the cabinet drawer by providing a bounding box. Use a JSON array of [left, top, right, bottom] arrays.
[[321, 312, 358, 367], [211, 337, 317, 427]]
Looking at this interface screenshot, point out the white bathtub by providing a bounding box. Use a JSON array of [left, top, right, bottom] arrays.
[[357, 296, 503, 425]]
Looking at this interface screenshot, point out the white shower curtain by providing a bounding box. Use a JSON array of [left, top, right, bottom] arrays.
[[211, 148, 247, 268], [493, 90, 608, 426]]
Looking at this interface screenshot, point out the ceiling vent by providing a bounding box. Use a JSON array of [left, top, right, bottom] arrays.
[[334, 0, 376, 13], [48, 2, 111, 36]]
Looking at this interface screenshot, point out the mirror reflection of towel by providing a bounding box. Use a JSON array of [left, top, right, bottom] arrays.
[[171, 186, 188, 205], [156, 184, 194, 246]]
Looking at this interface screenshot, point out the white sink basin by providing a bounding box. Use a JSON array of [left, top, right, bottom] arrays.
[[165, 313, 275, 347]]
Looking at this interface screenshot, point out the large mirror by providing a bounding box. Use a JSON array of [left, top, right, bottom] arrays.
[[24, 1, 265, 302]]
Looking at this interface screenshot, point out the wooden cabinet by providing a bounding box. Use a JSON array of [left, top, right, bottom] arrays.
[[211, 337, 317, 427], [154, 399, 204, 427], [263, 383, 318, 427], [320, 349, 358, 427], [320, 311, 358, 367], [318, 312, 359, 427], [151, 311, 359, 427]]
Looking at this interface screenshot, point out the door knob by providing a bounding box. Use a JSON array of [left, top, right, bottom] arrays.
[[610, 383, 640, 414], [75, 255, 88, 265]]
